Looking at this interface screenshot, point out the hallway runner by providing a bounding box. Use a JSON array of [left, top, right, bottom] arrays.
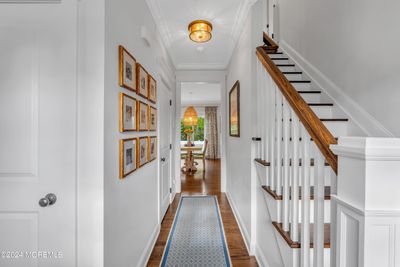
[[160, 196, 231, 267]]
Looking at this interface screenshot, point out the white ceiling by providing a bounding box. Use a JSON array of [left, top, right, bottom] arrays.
[[181, 82, 221, 106], [146, 0, 257, 70]]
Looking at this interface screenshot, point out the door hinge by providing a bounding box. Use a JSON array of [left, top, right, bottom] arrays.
[[170, 144, 172, 149], [272, 33, 275, 39], [169, 188, 172, 193], [169, 99, 172, 106]]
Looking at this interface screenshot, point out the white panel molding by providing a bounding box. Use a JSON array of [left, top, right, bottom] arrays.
[[255, 243, 270, 267], [0, 30, 38, 179], [226, 191, 251, 253], [279, 40, 394, 137], [136, 224, 160, 267]]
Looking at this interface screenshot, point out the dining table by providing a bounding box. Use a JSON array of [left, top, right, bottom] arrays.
[[181, 145, 202, 173]]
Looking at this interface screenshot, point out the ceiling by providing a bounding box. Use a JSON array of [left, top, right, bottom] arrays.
[[181, 82, 221, 106], [146, 0, 257, 70]]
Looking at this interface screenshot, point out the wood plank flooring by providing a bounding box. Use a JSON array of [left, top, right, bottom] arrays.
[[147, 159, 258, 267]]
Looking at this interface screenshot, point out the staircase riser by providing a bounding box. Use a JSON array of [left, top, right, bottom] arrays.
[[284, 73, 303, 80], [300, 93, 321, 102], [310, 106, 333, 118], [272, 59, 290, 64], [278, 66, 297, 72], [291, 82, 311, 91], [268, 53, 285, 59], [324, 121, 348, 137]]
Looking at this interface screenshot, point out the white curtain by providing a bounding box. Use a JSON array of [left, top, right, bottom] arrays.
[[205, 107, 219, 159]]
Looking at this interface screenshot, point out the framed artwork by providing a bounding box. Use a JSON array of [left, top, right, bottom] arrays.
[[118, 45, 136, 91], [148, 75, 157, 103], [119, 138, 138, 178], [229, 80, 240, 137], [148, 136, 157, 162], [136, 63, 149, 98], [138, 137, 149, 167], [119, 93, 137, 132], [137, 101, 149, 131], [149, 106, 157, 131]]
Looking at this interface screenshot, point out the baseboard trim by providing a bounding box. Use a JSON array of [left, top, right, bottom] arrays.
[[279, 39, 394, 138], [255, 243, 270, 267], [136, 223, 160, 267], [226, 191, 251, 254]]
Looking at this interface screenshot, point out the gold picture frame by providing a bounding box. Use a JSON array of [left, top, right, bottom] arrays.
[[149, 106, 157, 131], [229, 80, 240, 137], [137, 101, 149, 131], [138, 136, 149, 167], [148, 136, 157, 162], [119, 138, 138, 179], [148, 75, 157, 103], [136, 63, 149, 98], [119, 92, 137, 132], [118, 45, 136, 91]]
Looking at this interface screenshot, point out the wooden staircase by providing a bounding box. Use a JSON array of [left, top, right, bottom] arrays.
[[253, 33, 351, 266]]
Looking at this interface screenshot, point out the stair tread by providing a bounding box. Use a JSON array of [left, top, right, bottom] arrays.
[[290, 80, 311, 83], [267, 52, 283, 54], [262, 186, 331, 200], [272, 222, 330, 248], [308, 103, 334, 106], [321, 118, 349, 121], [271, 57, 289, 60], [283, 71, 302, 74], [298, 90, 321, 94], [254, 158, 270, 166], [276, 64, 295, 67]]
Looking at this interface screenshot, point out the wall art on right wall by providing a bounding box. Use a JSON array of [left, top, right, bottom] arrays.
[[229, 80, 240, 137]]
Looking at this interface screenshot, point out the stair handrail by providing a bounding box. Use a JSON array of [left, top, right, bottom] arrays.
[[256, 34, 338, 174]]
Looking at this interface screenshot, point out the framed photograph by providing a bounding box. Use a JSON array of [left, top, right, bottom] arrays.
[[149, 106, 157, 131], [136, 63, 148, 98], [119, 93, 137, 132], [229, 80, 240, 137], [119, 138, 138, 179], [137, 101, 149, 131], [148, 136, 157, 162], [148, 75, 157, 103], [118, 45, 136, 91], [138, 137, 149, 167]]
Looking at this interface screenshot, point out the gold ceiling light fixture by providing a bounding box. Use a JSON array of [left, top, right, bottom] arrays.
[[188, 20, 213, 43]]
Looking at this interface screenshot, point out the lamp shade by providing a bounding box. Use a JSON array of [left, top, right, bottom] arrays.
[[183, 106, 198, 126]]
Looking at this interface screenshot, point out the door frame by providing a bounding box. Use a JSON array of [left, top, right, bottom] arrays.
[[175, 70, 227, 193]]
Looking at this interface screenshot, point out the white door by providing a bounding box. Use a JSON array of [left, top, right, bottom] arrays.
[[0, 2, 77, 266], [159, 81, 172, 220]]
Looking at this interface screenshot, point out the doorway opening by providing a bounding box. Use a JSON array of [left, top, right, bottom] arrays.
[[179, 82, 222, 195]]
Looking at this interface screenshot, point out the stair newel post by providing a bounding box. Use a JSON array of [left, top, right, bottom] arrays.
[[282, 98, 291, 231], [268, 79, 276, 190], [291, 114, 300, 242], [313, 148, 325, 267], [301, 124, 311, 267]]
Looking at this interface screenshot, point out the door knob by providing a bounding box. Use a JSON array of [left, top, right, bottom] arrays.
[[39, 193, 57, 207], [161, 157, 166, 162]]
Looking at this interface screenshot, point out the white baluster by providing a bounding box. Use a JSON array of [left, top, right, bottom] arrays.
[[301, 125, 311, 267], [282, 99, 290, 231], [291, 114, 300, 242], [269, 81, 276, 190], [275, 91, 283, 197], [313, 149, 325, 267]]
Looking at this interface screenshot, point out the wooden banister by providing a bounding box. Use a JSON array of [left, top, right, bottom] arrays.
[[263, 32, 279, 53], [256, 43, 338, 174]]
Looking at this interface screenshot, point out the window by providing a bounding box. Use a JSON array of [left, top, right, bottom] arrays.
[[181, 117, 204, 141]]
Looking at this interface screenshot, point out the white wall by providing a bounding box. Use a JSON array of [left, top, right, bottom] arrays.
[[104, 0, 175, 266], [278, 0, 400, 137], [226, 1, 284, 265], [77, 0, 105, 266]]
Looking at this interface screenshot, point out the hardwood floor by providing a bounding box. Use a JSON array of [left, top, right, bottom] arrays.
[[147, 159, 258, 267]]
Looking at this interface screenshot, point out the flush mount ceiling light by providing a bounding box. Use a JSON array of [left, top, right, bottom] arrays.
[[188, 20, 213, 43]]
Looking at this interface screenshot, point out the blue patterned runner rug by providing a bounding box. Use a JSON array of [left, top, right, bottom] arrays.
[[160, 196, 231, 267]]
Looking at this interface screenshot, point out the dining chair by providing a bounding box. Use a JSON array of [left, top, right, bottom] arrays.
[[193, 139, 208, 171]]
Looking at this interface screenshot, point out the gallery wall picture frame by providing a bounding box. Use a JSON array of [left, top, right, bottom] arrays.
[[119, 92, 137, 132], [136, 63, 149, 98], [149, 106, 157, 131], [118, 45, 136, 91], [137, 101, 149, 131], [148, 75, 157, 103], [148, 136, 157, 162], [138, 136, 149, 167], [229, 80, 240, 137], [119, 138, 138, 179]]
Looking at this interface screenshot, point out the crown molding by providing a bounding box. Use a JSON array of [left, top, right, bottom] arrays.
[[145, 0, 173, 48], [0, 0, 60, 2], [176, 62, 227, 71]]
